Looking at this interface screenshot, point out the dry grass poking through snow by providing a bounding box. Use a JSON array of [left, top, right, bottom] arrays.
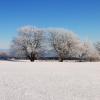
[[0, 61, 100, 100]]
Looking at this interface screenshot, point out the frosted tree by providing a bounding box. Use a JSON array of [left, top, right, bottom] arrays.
[[48, 28, 80, 62], [11, 26, 44, 62], [95, 41, 100, 55], [78, 41, 100, 61]]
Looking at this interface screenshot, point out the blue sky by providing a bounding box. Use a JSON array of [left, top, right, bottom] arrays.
[[0, 0, 100, 49]]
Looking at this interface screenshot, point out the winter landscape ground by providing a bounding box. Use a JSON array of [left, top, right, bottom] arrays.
[[0, 61, 100, 100]]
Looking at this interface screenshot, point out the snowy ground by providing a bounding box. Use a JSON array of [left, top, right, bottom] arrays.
[[0, 61, 100, 100]]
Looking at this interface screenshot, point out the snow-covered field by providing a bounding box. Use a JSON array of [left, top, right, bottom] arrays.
[[0, 61, 100, 100]]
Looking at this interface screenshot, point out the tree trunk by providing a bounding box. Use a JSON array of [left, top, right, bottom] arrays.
[[30, 58, 35, 62], [30, 53, 36, 62], [59, 57, 63, 62]]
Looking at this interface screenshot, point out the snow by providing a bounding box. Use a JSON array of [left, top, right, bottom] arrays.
[[0, 61, 100, 100]]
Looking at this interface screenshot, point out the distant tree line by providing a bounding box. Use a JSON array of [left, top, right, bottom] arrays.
[[10, 26, 100, 62], [0, 52, 9, 60]]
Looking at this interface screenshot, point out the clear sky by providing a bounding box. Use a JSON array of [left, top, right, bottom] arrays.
[[0, 0, 100, 49]]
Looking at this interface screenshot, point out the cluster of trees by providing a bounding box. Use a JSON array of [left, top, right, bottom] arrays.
[[10, 26, 100, 62]]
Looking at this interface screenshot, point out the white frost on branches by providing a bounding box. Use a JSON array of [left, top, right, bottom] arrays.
[[11, 26, 44, 61], [10, 26, 100, 62], [48, 28, 80, 62], [77, 41, 100, 61]]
